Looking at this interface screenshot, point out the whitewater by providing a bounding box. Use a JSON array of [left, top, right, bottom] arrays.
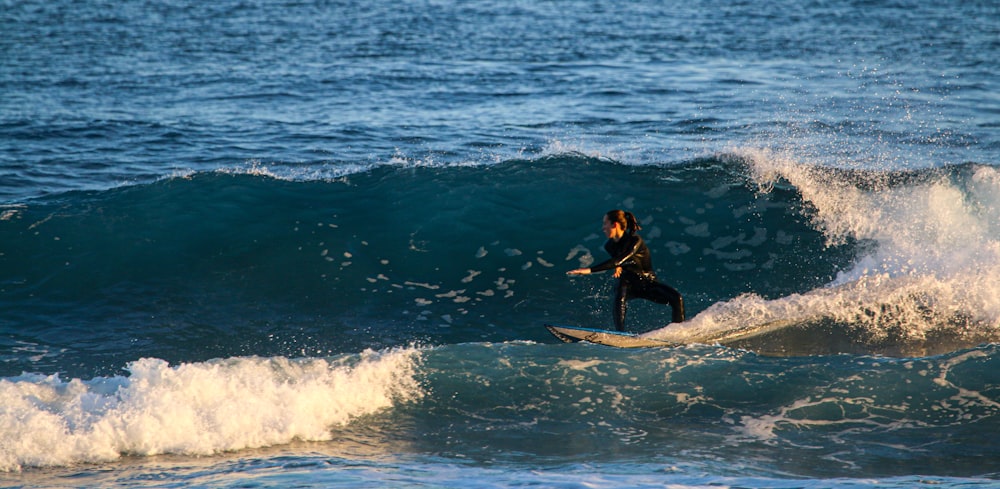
[[648, 151, 1000, 357]]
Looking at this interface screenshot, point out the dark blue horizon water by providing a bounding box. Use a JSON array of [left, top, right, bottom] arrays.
[[2, 0, 999, 487]]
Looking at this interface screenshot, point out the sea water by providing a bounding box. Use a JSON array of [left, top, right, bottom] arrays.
[[1, 0, 998, 487]]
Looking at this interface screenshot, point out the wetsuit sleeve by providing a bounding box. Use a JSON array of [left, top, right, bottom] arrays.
[[589, 236, 643, 273]]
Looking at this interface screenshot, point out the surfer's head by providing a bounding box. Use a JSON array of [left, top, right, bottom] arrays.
[[604, 209, 640, 238]]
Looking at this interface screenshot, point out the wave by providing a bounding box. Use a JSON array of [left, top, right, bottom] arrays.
[[1, 153, 998, 377], [0, 154, 838, 369]]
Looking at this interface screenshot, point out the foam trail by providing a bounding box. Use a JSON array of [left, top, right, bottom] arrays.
[[0, 348, 423, 471]]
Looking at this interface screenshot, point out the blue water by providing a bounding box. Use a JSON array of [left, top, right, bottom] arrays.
[[2, 0, 999, 487]]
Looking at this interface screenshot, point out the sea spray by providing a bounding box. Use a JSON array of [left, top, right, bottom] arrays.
[[649, 149, 1000, 352]]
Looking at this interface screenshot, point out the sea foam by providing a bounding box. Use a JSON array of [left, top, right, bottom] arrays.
[[0, 348, 423, 471]]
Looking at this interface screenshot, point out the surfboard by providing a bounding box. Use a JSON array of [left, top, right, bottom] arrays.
[[545, 318, 903, 357], [544, 323, 677, 348]]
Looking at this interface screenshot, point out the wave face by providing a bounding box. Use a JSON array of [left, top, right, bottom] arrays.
[[2, 155, 999, 376]]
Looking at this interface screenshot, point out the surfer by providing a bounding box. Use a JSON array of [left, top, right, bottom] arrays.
[[567, 209, 685, 331]]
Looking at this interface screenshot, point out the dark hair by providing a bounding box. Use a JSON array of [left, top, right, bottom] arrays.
[[605, 209, 641, 235]]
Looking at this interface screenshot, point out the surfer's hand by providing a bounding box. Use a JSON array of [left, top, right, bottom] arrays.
[[567, 268, 590, 275], [613, 267, 622, 278]]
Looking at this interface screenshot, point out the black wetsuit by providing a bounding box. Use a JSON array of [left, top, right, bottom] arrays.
[[588, 233, 685, 331]]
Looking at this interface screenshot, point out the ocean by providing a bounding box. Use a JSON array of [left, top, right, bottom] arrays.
[[2, 0, 998, 487]]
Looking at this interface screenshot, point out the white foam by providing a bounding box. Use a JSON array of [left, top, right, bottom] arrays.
[[0, 348, 423, 471], [650, 149, 1000, 343]]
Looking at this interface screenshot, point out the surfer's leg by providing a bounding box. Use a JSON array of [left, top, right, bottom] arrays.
[[641, 281, 686, 323], [613, 280, 630, 331], [665, 284, 685, 323]]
